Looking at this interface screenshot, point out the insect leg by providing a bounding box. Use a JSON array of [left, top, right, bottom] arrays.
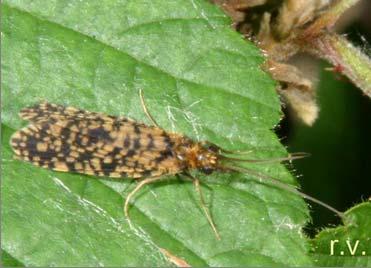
[[183, 173, 221, 240], [139, 89, 160, 128], [124, 176, 164, 228]]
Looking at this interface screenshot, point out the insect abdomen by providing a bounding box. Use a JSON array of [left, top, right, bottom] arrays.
[[11, 103, 185, 179]]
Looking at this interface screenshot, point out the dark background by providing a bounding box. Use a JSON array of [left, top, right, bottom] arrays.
[[277, 12, 371, 236]]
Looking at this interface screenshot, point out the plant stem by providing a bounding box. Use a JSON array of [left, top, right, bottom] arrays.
[[308, 33, 371, 97]]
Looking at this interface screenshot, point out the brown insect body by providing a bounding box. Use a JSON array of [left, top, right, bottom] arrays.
[[175, 141, 220, 174], [10, 101, 343, 240], [10, 102, 221, 179]]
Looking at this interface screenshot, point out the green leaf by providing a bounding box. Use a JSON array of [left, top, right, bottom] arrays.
[[1, 0, 311, 266], [310, 202, 371, 267], [1, 250, 24, 267]]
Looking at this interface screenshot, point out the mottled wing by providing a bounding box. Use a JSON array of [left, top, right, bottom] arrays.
[[19, 102, 119, 125], [11, 103, 184, 178]]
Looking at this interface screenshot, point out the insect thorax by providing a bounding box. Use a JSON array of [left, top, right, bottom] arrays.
[[174, 140, 219, 174]]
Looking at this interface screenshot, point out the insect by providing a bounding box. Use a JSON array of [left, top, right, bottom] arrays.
[[10, 90, 343, 239]]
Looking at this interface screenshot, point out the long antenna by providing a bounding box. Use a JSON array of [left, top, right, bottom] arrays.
[[224, 165, 345, 218], [220, 152, 310, 164]]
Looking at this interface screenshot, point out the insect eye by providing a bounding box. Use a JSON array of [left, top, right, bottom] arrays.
[[208, 144, 220, 153], [200, 167, 213, 175]]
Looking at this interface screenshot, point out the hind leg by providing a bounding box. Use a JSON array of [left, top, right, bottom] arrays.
[[124, 176, 164, 228]]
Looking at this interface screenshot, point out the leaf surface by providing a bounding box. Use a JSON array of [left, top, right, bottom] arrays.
[[2, 1, 311, 266], [311, 203, 371, 267]]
